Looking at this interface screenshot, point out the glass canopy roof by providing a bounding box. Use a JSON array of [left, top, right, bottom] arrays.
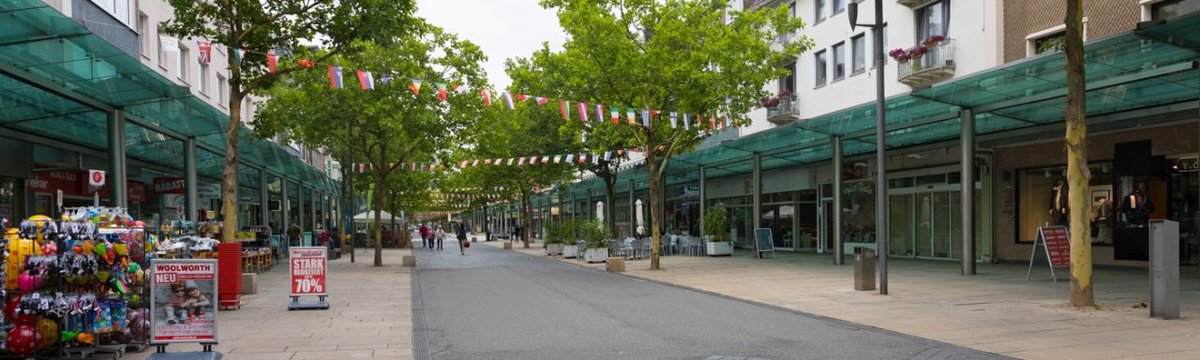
[[554, 14, 1200, 199], [0, 0, 336, 193]]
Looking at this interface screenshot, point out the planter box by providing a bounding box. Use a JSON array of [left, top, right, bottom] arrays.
[[707, 241, 733, 256], [583, 248, 608, 263], [545, 243, 563, 256], [606, 257, 625, 272], [562, 244, 579, 258]]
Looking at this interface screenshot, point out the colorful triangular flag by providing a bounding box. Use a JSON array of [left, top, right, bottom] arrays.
[[408, 79, 423, 95], [481, 89, 492, 106], [559, 100, 570, 120], [266, 52, 277, 73], [436, 83, 448, 101], [356, 70, 374, 90], [502, 92, 515, 109], [577, 102, 588, 122], [328, 65, 343, 89]]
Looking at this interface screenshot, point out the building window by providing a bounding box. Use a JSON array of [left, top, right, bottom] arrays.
[[833, 0, 845, 14], [916, 0, 950, 41], [178, 45, 189, 83], [199, 63, 209, 95], [217, 74, 228, 107], [831, 42, 845, 80], [781, 62, 796, 94], [138, 13, 150, 57], [814, 49, 827, 87], [851, 34, 865, 74], [156, 27, 166, 68], [1151, 0, 1200, 20], [1033, 32, 1065, 55], [816, 0, 827, 22]]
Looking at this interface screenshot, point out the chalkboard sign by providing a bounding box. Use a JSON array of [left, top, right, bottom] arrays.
[[754, 228, 775, 259], [1026, 226, 1071, 282]]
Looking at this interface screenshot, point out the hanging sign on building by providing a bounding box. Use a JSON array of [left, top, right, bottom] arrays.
[[88, 169, 106, 187], [150, 259, 219, 343]]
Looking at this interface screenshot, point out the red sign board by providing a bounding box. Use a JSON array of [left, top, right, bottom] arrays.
[[1039, 226, 1071, 268], [289, 247, 327, 297]]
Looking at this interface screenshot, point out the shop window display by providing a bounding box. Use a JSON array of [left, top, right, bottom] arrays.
[[1016, 163, 1113, 244]]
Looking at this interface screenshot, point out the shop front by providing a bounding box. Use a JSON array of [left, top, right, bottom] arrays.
[[995, 122, 1200, 266]]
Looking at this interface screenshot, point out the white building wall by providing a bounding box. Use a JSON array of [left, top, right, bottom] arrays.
[[745, 0, 1003, 135]]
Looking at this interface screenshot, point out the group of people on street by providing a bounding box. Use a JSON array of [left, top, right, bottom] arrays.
[[417, 222, 471, 255]]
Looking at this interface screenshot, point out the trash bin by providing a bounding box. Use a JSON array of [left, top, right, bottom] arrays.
[[854, 248, 876, 291]]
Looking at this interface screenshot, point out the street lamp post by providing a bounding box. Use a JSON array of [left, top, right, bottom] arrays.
[[850, 0, 889, 295]]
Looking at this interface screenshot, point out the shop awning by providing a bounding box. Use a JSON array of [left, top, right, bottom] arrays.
[[0, 0, 337, 194]]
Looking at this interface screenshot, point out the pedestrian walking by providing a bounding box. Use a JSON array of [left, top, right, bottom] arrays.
[[436, 224, 446, 250], [419, 223, 432, 249], [456, 223, 468, 255]]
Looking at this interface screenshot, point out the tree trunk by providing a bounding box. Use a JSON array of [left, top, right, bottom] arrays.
[[1064, 0, 1094, 307], [339, 152, 349, 255], [372, 145, 386, 267], [220, 87, 242, 244], [647, 145, 662, 270]]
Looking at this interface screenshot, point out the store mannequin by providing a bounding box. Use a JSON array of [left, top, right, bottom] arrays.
[[1050, 179, 1069, 227], [1121, 182, 1154, 227], [1092, 196, 1111, 243]]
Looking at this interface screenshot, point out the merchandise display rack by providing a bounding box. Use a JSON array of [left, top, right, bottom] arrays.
[[0, 207, 154, 359]]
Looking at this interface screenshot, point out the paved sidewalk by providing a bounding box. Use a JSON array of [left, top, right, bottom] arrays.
[[128, 248, 413, 360], [484, 240, 1200, 360]]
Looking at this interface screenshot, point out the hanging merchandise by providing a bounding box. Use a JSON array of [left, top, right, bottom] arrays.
[[0, 208, 154, 357]]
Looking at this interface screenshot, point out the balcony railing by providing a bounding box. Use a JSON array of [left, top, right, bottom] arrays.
[[766, 94, 800, 125], [897, 39, 956, 88]]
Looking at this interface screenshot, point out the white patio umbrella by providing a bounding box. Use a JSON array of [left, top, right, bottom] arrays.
[[596, 201, 605, 222], [635, 199, 645, 236]]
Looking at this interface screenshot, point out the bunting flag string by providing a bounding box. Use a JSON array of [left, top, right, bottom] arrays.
[[345, 146, 656, 174], [218, 45, 745, 132]]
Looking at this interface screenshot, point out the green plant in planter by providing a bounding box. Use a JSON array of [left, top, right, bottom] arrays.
[[544, 222, 563, 246], [580, 220, 610, 250], [703, 207, 730, 244]]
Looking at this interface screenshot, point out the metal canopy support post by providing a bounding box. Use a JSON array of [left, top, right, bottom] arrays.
[[961, 109, 977, 275], [260, 169, 269, 227], [298, 184, 306, 237], [184, 138, 199, 222], [699, 166, 707, 240], [629, 179, 636, 238], [107, 109, 127, 208], [748, 151, 758, 230], [833, 136, 844, 264], [281, 179, 289, 241]]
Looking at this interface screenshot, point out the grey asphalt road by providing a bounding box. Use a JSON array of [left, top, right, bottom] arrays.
[[413, 241, 1008, 360]]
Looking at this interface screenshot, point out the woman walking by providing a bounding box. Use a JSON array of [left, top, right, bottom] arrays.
[[456, 222, 468, 255]]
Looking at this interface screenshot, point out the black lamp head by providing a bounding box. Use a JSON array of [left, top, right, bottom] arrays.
[[848, 1, 859, 31]]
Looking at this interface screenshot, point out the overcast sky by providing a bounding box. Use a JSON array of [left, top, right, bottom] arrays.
[[416, 0, 567, 90]]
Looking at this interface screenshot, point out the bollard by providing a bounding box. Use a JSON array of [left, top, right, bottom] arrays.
[[854, 248, 876, 291]]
